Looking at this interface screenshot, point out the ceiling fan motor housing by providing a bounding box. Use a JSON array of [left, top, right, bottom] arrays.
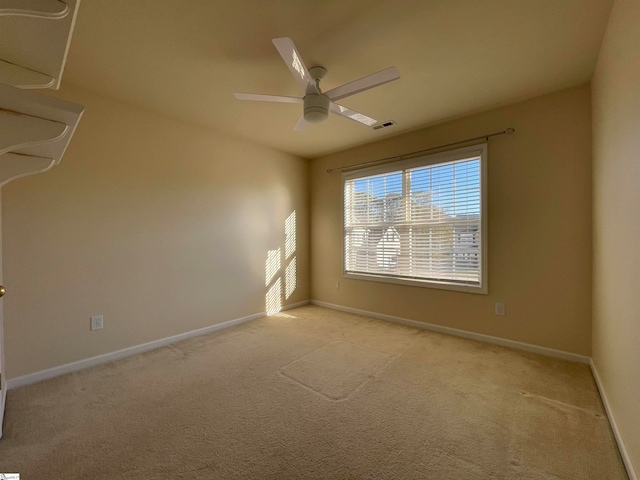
[[304, 93, 330, 123]]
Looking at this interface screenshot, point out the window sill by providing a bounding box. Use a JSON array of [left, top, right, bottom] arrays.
[[343, 271, 488, 294]]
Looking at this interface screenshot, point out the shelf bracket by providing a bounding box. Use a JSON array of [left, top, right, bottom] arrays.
[[0, 152, 55, 187]]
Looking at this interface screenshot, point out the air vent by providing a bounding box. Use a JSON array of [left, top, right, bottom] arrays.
[[372, 120, 396, 130]]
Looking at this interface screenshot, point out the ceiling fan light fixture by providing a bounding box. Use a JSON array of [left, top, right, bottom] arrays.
[[303, 93, 330, 123]]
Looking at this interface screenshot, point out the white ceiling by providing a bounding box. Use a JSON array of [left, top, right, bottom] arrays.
[[62, 0, 613, 159]]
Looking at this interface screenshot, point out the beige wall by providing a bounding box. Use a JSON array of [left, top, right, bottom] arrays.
[[592, 0, 640, 475], [311, 85, 592, 355], [2, 84, 309, 379]]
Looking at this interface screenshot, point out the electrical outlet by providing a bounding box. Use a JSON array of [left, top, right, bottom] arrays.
[[90, 315, 104, 331], [495, 303, 506, 316], [336, 281, 340, 290]]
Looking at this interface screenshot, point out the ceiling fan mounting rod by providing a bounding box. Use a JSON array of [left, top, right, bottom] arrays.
[[309, 66, 327, 81], [308, 66, 327, 93]]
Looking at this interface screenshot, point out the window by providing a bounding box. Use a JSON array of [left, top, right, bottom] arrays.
[[343, 144, 487, 293]]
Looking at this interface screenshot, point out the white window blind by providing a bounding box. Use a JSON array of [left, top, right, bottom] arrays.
[[343, 145, 486, 293]]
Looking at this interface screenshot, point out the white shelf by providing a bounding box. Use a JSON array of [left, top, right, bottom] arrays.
[[0, 82, 84, 187], [0, 0, 70, 19], [0, 109, 68, 155], [0, 0, 80, 89], [0, 59, 55, 89]]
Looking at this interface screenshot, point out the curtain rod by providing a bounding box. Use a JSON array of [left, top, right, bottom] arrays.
[[326, 128, 515, 173]]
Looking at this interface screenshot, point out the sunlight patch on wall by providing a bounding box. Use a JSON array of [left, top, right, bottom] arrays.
[[266, 278, 282, 315], [265, 211, 297, 315], [285, 211, 296, 259], [285, 257, 297, 299], [265, 248, 281, 287]]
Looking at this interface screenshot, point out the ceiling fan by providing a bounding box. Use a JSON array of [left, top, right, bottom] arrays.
[[234, 37, 400, 131]]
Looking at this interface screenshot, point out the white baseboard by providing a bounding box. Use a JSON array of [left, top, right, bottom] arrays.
[[0, 383, 6, 439], [6, 300, 310, 391], [281, 300, 311, 313], [590, 360, 638, 480], [310, 300, 591, 364]]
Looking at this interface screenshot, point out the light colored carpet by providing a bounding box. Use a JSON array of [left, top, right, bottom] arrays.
[[0, 305, 628, 479]]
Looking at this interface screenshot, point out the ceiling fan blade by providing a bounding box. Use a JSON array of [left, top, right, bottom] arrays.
[[330, 102, 377, 126], [272, 37, 318, 95], [325, 67, 400, 102], [234, 93, 302, 104], [293, 115, 308, 131]]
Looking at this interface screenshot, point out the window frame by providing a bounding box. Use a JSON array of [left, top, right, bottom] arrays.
[[342, 143, 488, 294]]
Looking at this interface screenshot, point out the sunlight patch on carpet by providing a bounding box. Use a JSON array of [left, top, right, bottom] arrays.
[[280, 340, 392, 401]]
